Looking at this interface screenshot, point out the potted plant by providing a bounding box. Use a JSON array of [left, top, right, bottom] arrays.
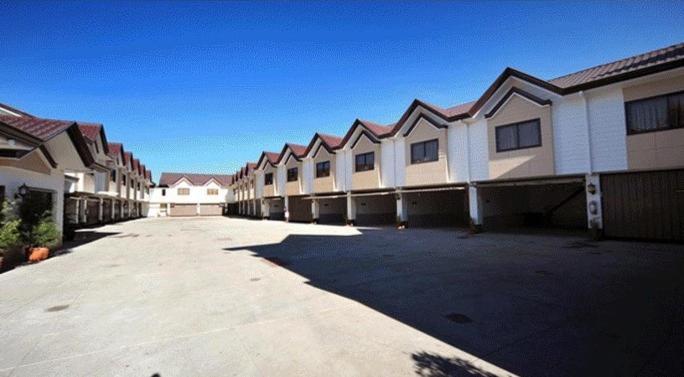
[[27, 213, 60, 263]]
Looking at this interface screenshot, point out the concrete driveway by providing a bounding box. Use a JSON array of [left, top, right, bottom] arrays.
[[0, 217, 682, 377]]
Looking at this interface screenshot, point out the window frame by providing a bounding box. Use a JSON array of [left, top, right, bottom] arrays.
[[354, 152, 375, 172], [177, 188, 190, 196], [207, 188, 219, 196], [287, 167, 298, 182], [161, 189, 166, 196], [625, 90, 684, 135], [495, 119, 542, 153], [410, 139, 439, 164], [264, 172, 274, 185], [315, 161, 331, 178]]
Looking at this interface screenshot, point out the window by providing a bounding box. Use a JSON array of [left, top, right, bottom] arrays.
[[495, 119, 542, 152], [94, 142, 99, 154], [110, 169, 116, 181], [122, 175, 127, 185], [410, 139, 439, 164], [177, 188, 190, 195], [287, 167, 298, 182], [355, 152, 375, 172], [162, 189, 166, 196], [264, 173, 274, 185], [207, 188, 219, 195], [626, 91, 684, 134], [316, 161, 331, 178]]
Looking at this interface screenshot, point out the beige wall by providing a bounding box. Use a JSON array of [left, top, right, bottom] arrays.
[[285, 155, 301, 196], [404, 118, 448, 187], [313, 146, 335, 193], [624, 74, 684, 170], [351, 134, 381, 190], [0, 151, 51, 175], [487, 95, 555, 180]]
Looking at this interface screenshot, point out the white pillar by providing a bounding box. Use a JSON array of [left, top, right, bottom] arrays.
[[396, 192, 408, 227], [261, 199, 269, 219], [284, 196, 290, 222], [585, 173, 603, 238], [98, 198, 103, 222], [312, 199, 319, 223], [468, 185, 483, 232], [80, 198, 87, 224], [346, 193, 356, 225]]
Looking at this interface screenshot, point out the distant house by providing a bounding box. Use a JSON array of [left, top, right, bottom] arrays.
[[149, 172, 233, 217]]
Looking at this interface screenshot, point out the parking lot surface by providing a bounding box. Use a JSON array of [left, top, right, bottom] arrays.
[[0, 217, 682, 376]]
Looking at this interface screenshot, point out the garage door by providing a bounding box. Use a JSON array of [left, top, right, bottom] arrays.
[[170, 204, 197, 217], [288, 196, 312, 222], [601, 169, 683, 242], [199, 204, 222, 216]]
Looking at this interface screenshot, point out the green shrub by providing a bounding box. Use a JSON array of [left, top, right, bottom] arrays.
[[30, 214, 60, 249], [0, 219, 23, 255]]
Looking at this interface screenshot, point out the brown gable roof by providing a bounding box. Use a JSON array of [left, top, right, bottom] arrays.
[[123, 151, 132, 167], [0, 103, 36, 118], [276, 143, 307, 163], [108, 142, 124, 157], [549, 42, 684, 88], [303, 132, 343, 156], [159, 172, 232, 187], [0, 115, 94, 167]]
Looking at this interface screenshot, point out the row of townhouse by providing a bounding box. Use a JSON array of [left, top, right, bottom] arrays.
[[0, 103, 153, 238], [147, 172, 233, 217], [229, 42, 684, 242]]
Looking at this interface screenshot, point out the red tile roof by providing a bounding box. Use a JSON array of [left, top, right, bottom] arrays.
[[159, 172, 232, 187], [357, 119, 393, 137], [265, 152, 279, 164], [123, 151, 132, 167], [318, 133, 343, 148], [78, 124, 102, 142], [549, 42, 684, 88], [108, 142, 124, 157], [0, 115, 75, 141], [0, 103, 36, 118], [287, 143, 307, 156]]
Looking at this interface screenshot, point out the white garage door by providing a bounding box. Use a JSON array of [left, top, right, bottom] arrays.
[[199, 204, 222, 216]]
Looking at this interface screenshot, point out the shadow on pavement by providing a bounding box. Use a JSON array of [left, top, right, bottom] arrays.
[[223, 228, 684, 376]]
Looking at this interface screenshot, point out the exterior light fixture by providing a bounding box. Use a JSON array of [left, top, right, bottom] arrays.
[[16, 184, 29, 198], [587, 182, 597, 195]]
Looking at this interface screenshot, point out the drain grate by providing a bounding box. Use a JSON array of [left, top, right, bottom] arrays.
[[250, 277, 261, 282], [563, 241, 599, 249], [46, 305, 69, 312], [445, 312, 472, 323], [535, 270, 553, 276]]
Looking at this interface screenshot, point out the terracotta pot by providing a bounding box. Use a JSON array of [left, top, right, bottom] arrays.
[[28, 247, 49, 263]]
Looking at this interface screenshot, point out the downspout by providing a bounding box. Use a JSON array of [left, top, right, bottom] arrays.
[[580, 91, 593, 174]]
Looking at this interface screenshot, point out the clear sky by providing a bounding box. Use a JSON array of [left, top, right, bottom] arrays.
[[1, 1, 682, 180]]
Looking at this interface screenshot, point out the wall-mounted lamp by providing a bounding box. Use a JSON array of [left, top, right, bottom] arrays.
[[587, 182, 597, 195], [15, 184, 29, 199], [589, 201, 598, 215]]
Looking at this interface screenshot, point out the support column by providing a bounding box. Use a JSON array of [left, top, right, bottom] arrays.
[[396, 192, 408, 228], [585, 173, 603, 240], [468, 184, 483, 233], [345, 193, 356, 226], [80, 198, 87, 224], [284, 196, 290, 222], [98, 198, 104, 223], [111, 199, 116, 221], [261, 199, 269, 219], [311, 199, 319, 224]]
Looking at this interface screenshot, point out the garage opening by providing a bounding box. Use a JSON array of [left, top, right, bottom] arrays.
[[404, 189, 468, 227], [170, 203, 197, 217], [354, 193, 396, 226], [287, 195, 312, 223], [266, 198, 284, 220], [199, 203, 222, 216], [602, 169, 683, 242], [317, 197, 346, 224], [480, 179, 587, 231]]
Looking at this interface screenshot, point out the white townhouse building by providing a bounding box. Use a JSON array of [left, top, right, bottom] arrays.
[[233, 42, 684, 242], [149, 172, 233, 217]]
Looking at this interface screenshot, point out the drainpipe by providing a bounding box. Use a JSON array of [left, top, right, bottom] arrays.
[[580, 91, 593, 174]]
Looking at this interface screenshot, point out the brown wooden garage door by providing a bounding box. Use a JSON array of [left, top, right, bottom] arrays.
[[601, 169, 683, 242], [170, 204, 197, 217], [199, 204, 222, 216], [288, 196, 312, 222]]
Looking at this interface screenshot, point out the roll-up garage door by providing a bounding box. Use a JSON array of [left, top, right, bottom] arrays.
[[199, 204, 222, 216], [170, 204, 197, 217], [288, 196, 312, 222], [601, 169, 683, 242]]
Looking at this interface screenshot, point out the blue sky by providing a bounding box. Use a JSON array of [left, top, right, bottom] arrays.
[[1, 1, 682, 179]]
